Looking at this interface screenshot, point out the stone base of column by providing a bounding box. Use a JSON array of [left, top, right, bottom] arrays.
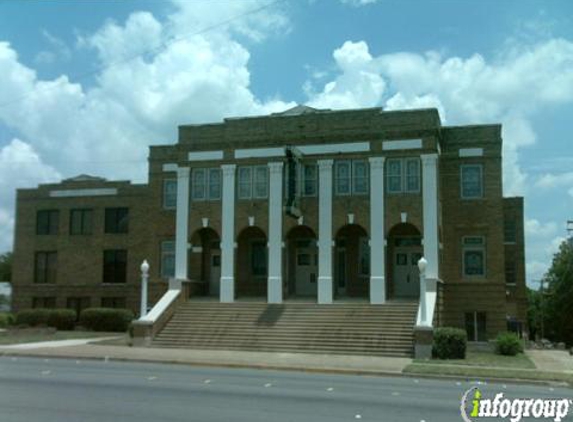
[[369, 275, 386, 304], [318, 276, 333, 304], [220, 276, 235, 303], [414, 325, 434, 359], [267, 276, 283, 304]]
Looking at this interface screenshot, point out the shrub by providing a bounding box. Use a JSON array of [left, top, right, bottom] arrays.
[[16, 309, 51, 327], [0, 312, 14, 328], [79, 308, 134, 332], [46, 309, 76, 330], [433, 327, 467, 359], [495, 332, 523, 356]]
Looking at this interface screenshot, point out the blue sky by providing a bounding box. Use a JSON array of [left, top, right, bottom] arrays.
[[1, 0, 572, 287]]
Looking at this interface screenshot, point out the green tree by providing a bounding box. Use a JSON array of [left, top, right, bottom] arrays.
[[541, 239, 573, 346], [0, 252, 12, 281], [526, 287, 542, 340]]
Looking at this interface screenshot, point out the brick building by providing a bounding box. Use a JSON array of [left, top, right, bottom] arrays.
[[11, 106, 527, 341]]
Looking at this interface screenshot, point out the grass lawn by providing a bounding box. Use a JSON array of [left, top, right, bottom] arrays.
[[414, 351, 536, 369], [0, 328, 121, 345]]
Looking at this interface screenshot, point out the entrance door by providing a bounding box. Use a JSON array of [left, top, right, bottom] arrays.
[[295, 240, 317, 296], [335, 243, 347, 296], [209, 250, 221, 296], [393, 246, 422, 298]]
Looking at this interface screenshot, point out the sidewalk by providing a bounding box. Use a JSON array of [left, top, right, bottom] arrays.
[[0, 340, 412, 376]]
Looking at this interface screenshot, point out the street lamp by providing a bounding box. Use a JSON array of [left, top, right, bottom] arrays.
[[418, 257, 428, 326], [140, 260, 149, 318]]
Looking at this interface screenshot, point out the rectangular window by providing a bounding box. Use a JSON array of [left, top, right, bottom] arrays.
[[192, 168, 207, 201], [505, 260, 516, 285], [163, 179, 177, 209], [462, 236, 485, 277], [103, 249, 127, 284], [238, 167, 252, 199], [36, 210, 59, 235], [465, 311, 487, 342], [32, 297, 56, 309], [504, 219, 517, 243], [34, 252, 57, 284], [335, 161, 351, 196], [405, 158, 420, 192], [386, 159, 403, 193], [104, 208, 129, 234], [301, 164, 317, 196], [161, 240, 175, 278], [253, 166, 268, 199], [251, 241, 267, 276], [353, 160, 369, 195], [70, 209, 93, 235], [208, 168, 222, 200], [101, 297, 126, 309], [461, 164, 483, 199]]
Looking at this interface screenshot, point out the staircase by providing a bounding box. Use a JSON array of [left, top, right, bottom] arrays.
[[152, 300, 418, 357]]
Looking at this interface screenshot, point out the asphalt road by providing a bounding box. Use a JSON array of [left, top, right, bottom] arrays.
[[0, 356, 570, 422]]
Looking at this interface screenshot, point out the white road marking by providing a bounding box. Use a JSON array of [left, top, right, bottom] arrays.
[[147, 376, 157, 381], [204, 379, 211, 384], [264, 383, 272, 388], [414, 379, 419, 384], [355, 414, 362, 419], [43, 359, 49, 363], [327, 387, 334, 392], [104, 356, 109, 363], [391, 392, 400, 396], [456, 382, 461, 386], [41, 370, 51, 375]]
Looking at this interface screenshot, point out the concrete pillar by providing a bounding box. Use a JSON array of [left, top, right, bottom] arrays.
[[220, 164, 236, 303], [421, 154, 439, 280], [369, 157, 386, 304], [317, 159, 333, 304], [267, 162, 284, 304], [174, 167, 190, 282]]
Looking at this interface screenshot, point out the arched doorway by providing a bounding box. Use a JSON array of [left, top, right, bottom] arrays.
[[236, 226, 267, 298], [334, 224, 369, 299], [387, 223, 422, 299], [189, 228, 221, 296], [286, 225, 318, 298]]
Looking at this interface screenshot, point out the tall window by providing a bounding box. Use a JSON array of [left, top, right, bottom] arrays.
[[335, 160, 368, 196], [105, 208, 129, 233], [34, 252, 57, 284], [461, 164, 483, 199], [103, 249, 127, 284], [462, 236, 485, 277], [251, 241, 267, 276], [191, 169, 222, 201], [70, 209, 93, 235], [505, 260, 516, 285], [163, 179, 177, 209], [465, 311, 487, 342], [353, 161, 369, 194], [238, 166, 268, 200], [36, 210, 59, 235], [504, 219, 517, 243], [386, 158, 420, 194], [161, 240, 175, 278], [192, 168, 207, 201], [208, 168, 222, 199], [335, 161, 351, 195], [301, 163, 317, 196]]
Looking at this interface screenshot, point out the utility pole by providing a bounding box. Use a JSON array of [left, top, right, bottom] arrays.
[[539, 278, 545, 341], [567, 220, 573, 246]]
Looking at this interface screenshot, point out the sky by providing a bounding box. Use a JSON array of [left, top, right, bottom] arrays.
[[1, 0, 572, 288]]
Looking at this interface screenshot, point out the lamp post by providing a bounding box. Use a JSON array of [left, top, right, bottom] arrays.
[[418, 256, 428, 326], [140, 260, 149, 318]]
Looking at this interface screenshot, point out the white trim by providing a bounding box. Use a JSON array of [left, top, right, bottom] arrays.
[[162, 163, 178, 172], [138, 289, 180, 323], [267, 161, 284, 304], [220, 164, 236, 303], [49, 188, 117, 198], [298, 142, 370, 155], [459, 148, 484, 157], [369, 156, 386, 304], [234, 147, 285, 159], [317, 159, 334, 304], [382, 139, 423, 151], [175, 167, 190, 280], [188, 151, 224, 161]]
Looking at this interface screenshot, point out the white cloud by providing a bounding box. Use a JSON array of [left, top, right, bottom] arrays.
[[534, 171, 573, 189], [525, 219, 558, 238], [340, 0, 379, 6]]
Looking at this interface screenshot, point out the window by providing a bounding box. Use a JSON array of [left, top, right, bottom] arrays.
[[208, 168, 222, 200], [465, 311, 487, 342], [32, 297, 56, 309], [103, 250, 127, 284], [505, 260, 516, 285], [386, 158, 420, 194], [67, 297, 91, 318], [161, 241, 175, 278], [463, 236, 486, 277], [238, 166, 268, 200], [163, 179, 177, 209], [192, 168, 207, 201], [335, 160, 368, 196], [359, 237, 370, 275], [101, 297, 126, 308], [251, 241, 267, 276], [461, 164, 483, 199], [105, 208, 129, 233], [504, 219, 517, 243], [36, 210, 59, 235], [335, 161, 351, 195], [70, 209, 93, 235], [353, 161, 369, 194], [34, 252, 57, 284], [301, 164, 317, 196]]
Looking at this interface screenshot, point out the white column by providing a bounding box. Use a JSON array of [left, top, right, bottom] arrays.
[[421, 154, 439, 280], [220, 164, 236, 303], [317, 159, 334, 304], [369, 157, 386, 304], [267, 162, 284, 304], [174, 167, 190, 283]]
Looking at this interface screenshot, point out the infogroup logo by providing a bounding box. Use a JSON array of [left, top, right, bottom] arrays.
[[460, 387, 572, 422]]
